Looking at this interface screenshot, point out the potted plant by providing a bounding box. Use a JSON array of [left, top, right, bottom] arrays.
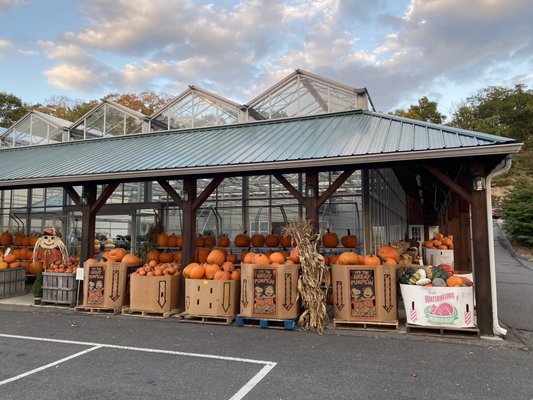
[[32, 272, 43, 305]]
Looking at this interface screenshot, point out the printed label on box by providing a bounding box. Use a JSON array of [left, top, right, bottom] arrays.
[[87, 265, 105, 305], [253, 268, 276, 315], [350, 269, 376, 318]]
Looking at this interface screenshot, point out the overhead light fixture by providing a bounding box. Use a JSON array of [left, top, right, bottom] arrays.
[[416, 174, 422, 187], [472, 176, 485, 191], [418, 189, 424, 198], [305, 184, 315, 197]]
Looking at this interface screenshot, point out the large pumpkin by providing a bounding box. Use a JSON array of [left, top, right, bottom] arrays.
[[196, 248, 210, 263], [147, 249, 160, 262], [206, 249, 225, 266], [341, 229, 358, 249], [242, 252, 255, 264], [363, 255, 381, 265], [234, 231, 251, 247], [195, 236, 206, 247], [182, 262, 198, 278], [338, 251, 360, 265], [108, 247, 128, 262], [279, 234, 292, 248], [377, 245, 400, 263], [251, 234, 266, 248], [219, 234, 231, 247], [157, 232, 169, 247], [167, 234, 178, 247], [253, 253, 270, 265], [0, 231, 13, 246], [265, 231, 279, 247], [122, 253, 142, 264], [189, 264, 206, 279], [204, 235, 216, 248], [226, 251, 237, 263], [269, 252, 285, 264], [159, 252, 174, 263], [322, 229, 339, 248], [204, 263, 221, 279]]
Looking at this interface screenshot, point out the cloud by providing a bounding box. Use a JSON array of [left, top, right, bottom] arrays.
[[0, 0, 26, 14], [0, 39, 11, 55], [43, 63, 110, 93]]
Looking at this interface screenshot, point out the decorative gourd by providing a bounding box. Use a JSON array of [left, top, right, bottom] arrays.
[[279, 234, 292, 248], [219, 234, 231, 247], [377, 245, 400, 263], [269, 252, 285, 264], [322, 229, 339, 248], [167, 234, 178, 247], [157, 232, 169, 247], [234, 231, 251, 247], [265, 231, 280, 247], [341, 229, 358, 248], [206, 249, 225, 266], [338, 251, 360, 265], [363, 255, 381, 265], [251, 234, 266, 247]]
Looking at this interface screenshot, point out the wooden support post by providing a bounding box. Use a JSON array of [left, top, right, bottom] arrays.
[[304, 172, 319, 233], [80, 184, 97, 263], [157, 179, 183, 208], [362, 169, 371, 255], [181, 178, 197, 266], [469, 163, 493, 335]]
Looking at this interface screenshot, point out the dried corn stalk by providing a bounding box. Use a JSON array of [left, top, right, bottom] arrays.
[[283, 220, 328, 334]]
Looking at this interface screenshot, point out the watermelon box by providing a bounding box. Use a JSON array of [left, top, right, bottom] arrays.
[[400, 274, 475, 328]]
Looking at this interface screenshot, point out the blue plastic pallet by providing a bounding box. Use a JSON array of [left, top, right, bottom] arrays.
[[235, 315, 297, 330]]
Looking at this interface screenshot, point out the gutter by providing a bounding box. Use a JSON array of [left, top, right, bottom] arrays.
[[485, 156, 513, 336]]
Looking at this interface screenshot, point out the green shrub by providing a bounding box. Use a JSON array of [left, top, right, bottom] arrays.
[[31, 272, 43, 298], [501, 179, 533, 244]]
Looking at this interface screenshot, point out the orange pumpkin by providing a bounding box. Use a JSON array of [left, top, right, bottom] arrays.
[[341, 229, 358, 248], [269, 252, 285, 264], [338, 251, 360, 265], [0, 231, 13, 246], [230, 269, 241, 281], [330, 254, 339, 265], [167, 234, 178, 247], [147, 249, 160, 262], [253, 253, 270, 265], [214, 270, 230, 280], [204, 263, 221, 279], [195, 235, 206, 247], [196, 248, 210, 263], [183, 262, 198, 278], [363, 255, 381, 265], [265, 231, 279, 247], [251, 234, 266, 247], [322, 229, 339, 248], [3, 254, 16, 263], [242, 252, 255, 264], [234, 231, 251, 247], [226, 251, 237, 263], [29, 236, 38, 246], [159, 252, 174, 263], [204, 235, 216, 248], [174, 251, 183, 263], [122, 253, 142, 264], [279, 234, 292, 248], [289, 247, 300, 264], [108, 247, 128, 262], [189, 264, 206, 279], [157, 232, 169, 247], [323, 255, 330, 266], [221, 261, 235, 273], [382, 258, 397, 265], [175, 235, 183, 248], [219, 234, 231, 247], [377, 245, 400, 263], [29, 261, 43, 275], [207, 249, 226, 266]]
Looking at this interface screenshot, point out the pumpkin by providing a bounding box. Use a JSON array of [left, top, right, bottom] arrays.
[[242, 252, 255, 264], [204, 263, 221, 279], [446, 276, 464, 287], [279, 234, 292, 248], [251, 234, 266, 247], [219, 234, 231, 247], [341, 229, 358, 248], [0, 261, 8, 270], [269, 252, 285, 264], [382, 258, 397, 265], [183, 262, 198, 278], [234, 231, 251, 247], [196, 248, 210, 263], [230, 269, 241, 281], [323, 255, 330, 266], [214, 270, 230, 280], [0, 231, 13, 246], [285, 259, 295, 265], [338, 251, 360, 265], [157, 232, 169, 247], [9, 261, 21, 268], [159, 252, 174, 263], [207, 249, 226, 266], [253, 253, 270, 265], [175, 235, 183, 248], [4, 254, 16, 263], [221, 261, 235, 273], [330, 254, 339, 264], [167, 234, 178, 247], [377, 245, 400, 263], [204, 235, 216, 248], [147, 249, 160, 262], [11, 249, 23, 259], [322, 229, 339, 248], [85, 258, 98, 264], [265, 231, 279, 247], [195, 235, 206, 247], [189, 264, 206, 279], [29, 261, 43, 275], [14, 233, 25, 246], [21, 236, 30, 246], [29, 236, 38, 246], [122, 253, 142, 264], [363, 255, 381, 265], [289, 246, 300, 264], [226, 251, 238, 263], [174, 251, 182, 263], [108, 247, 128, 262]]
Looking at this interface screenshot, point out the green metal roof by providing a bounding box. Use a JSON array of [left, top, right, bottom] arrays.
[[0, 110, 521, 188]]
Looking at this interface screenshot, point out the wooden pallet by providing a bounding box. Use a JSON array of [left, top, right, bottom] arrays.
[[333, 319, 399, 331], [121, 307, 178, 319], [75, 305, 121, 315], [235, 316, 298, 330], [177, 312, 235, 325], [406, 323, 480, 337], [41, 301, 76, 308]]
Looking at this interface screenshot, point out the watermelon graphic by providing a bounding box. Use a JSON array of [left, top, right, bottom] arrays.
[[424, 302, 458, 325]]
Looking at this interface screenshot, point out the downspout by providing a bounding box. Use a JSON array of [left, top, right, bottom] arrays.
[[485, 156, 512, 336]]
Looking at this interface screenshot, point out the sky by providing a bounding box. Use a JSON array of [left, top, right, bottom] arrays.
[[0, 0, 532, 118]]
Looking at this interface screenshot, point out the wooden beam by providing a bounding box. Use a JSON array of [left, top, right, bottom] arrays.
[[63, 185, 80, 206], [423, 165, 471, 204], [157, 179, 183, 208], [80, 184, 97, 262], [469, 163, 493, 335], [192, 176, 224, 212], [273, 173, 304, 203], [317, 169, 355, 206], [305, 171, 319, 232], [90, 182, 120, 214]]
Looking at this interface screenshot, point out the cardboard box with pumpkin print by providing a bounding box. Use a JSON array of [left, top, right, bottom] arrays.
[[331, 264, 398, 323], [184, 278, 240, 317], [400, 274, 475, 328], [239, 263, 300, 320]]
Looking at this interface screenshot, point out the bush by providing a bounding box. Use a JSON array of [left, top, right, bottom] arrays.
[[31, 272, 43, 298], [501, 179, 533, 244]]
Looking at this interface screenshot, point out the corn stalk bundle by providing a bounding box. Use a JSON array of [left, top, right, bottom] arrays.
[[140, 217, 164, 260], [283, 220, 328, 334]]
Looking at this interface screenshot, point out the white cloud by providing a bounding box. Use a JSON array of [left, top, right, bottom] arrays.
[[43, 63, 107, 93], [16, 49, 38, 56], [0, 0, 26, 13], [0, 39, 11, 55]]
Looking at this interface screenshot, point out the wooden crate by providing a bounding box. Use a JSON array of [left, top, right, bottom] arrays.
[[0, 267, 25, 299], [42, 272, 77, 307]]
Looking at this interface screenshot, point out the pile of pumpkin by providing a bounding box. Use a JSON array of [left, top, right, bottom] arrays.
[[0, 231, 39, 247], [328, 245, 400, 266], [43, 256, 81, 274], [0, 248, 44, 275], [422, 233, 454, 250], [183, 249, 241, 281], [321, 229, 359, 249], [99, 248, 143, 264], [132, 260, 180, 277]]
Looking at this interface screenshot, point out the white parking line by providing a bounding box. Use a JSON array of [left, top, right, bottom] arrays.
[[0, 333, 276, 399]]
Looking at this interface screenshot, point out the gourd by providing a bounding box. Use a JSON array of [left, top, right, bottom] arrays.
[[432, 277, 446, 287]]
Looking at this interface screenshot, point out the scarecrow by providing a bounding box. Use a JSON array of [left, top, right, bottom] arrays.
[[32, 227, 69, 269]]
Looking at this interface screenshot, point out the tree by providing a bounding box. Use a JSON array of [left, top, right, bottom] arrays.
[[0, 92, 27, 128], [32, 96, 99, 122], [501, 179, 533, 244], [103, 91, 171, 116], [450, 84, 533, 149], [392, 96, 446, 124]]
